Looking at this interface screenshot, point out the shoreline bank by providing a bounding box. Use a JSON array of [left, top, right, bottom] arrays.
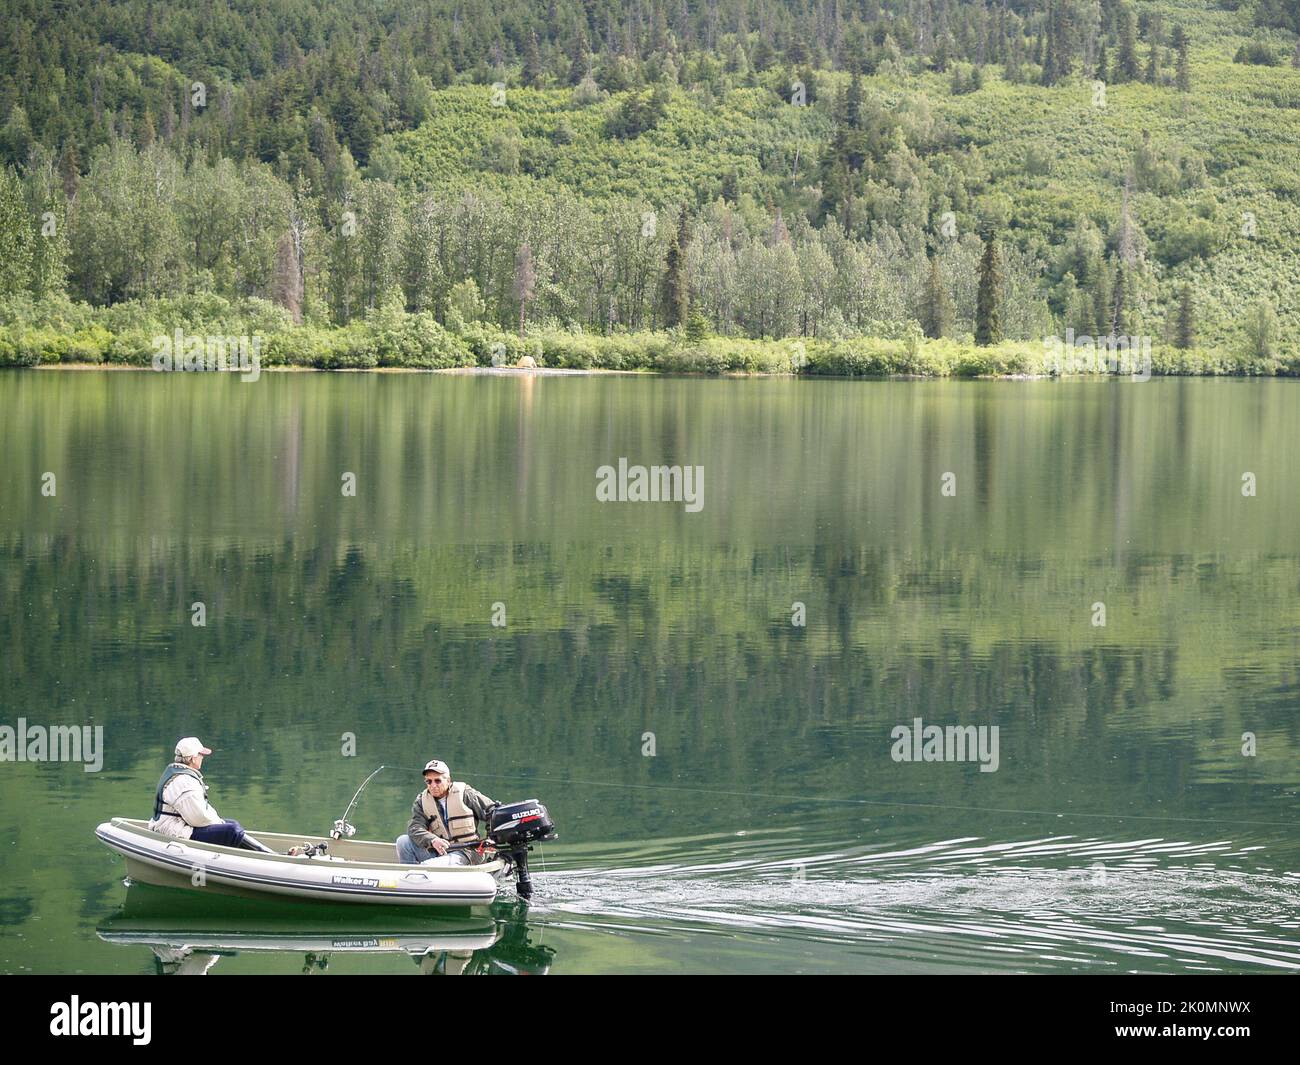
[[4, 303, 1295, 380], [12, 361, 1298, 381]]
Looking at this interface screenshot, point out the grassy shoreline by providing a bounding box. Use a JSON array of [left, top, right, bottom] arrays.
[[19, 361, 1299, 380], [2, 296, 1296, 378], [6, 332, 1297, 379]]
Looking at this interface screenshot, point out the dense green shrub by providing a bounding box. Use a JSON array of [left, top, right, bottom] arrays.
[[1, 298, 1297, 380], [1233, 43, 1280, 66], [537, 331, 667, 370], [460, 324, 543, 367], [370, 313, 474, 368], [313, 324, 378, 369], [806, 338, 922, 376], [66, 326, 112, 363], [105, 328, 155, 364], [262, 327, 328, 367]]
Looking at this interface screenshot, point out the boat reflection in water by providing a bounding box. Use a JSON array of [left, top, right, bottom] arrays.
[[98, 884, 555, 975]]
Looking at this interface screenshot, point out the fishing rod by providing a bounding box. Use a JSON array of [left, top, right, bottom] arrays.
[[330, 764, 392, 839]]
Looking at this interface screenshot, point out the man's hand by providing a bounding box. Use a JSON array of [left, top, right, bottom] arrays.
[[428, 837, 450, 855]]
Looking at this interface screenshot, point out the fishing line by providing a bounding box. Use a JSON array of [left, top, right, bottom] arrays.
[[406, 767, 1296, 830]]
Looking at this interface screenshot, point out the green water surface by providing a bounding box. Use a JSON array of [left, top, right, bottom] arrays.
[[0, 371, 1297, 974]]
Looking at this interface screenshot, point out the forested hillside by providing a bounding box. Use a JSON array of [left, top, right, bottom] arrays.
[[1, 1, 1298, 372]]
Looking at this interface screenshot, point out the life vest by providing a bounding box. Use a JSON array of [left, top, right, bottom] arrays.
[[419, 782, 479, 844], [153, 763, 205, 820]]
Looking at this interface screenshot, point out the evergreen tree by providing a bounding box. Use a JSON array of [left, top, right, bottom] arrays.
[[1041, 32, 1059, 86], [522, 31, 545, 88], [845, 71, 863, 130], [1091, 262, 1112, 338], [922, 254, 954, 339], [0, 167, 33, 297], [720, 168, 739, 203], [1110, 260, 1126, 336], [975, 232, 1002, 346], [662, 208, 690, 327], [568, 29, 591, 85], [1174, 284, 1196, 349], [1115, 5, 1140, 82], [684, 308, 710, 341], [1175, 31, 1191, 91]]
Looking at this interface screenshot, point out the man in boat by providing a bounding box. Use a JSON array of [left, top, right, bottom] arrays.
[[147, 736, 277, 853], [395, 759, 497, 866]]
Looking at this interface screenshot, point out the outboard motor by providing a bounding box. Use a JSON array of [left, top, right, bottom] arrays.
[[488, 800, 556, 899]]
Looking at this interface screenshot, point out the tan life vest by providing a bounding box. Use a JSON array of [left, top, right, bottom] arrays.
[[420, 781, 480, 844]]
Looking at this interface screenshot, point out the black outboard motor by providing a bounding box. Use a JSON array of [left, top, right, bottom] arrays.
[[488, 800, 556, 899]]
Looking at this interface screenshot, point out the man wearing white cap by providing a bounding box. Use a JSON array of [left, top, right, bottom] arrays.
[[395, 759, 497, 866], [148, 737, 276, 852]]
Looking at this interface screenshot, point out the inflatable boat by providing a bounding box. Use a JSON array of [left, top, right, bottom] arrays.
[[95, 818, 508, 907], [96, 770, 557, 908]]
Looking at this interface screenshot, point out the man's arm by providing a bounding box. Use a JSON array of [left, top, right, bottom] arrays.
[[406, 796, 438, 850], [168, 778, 223, 827], [463, 785, 497, 824]]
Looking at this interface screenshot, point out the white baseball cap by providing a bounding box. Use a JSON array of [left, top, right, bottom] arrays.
[[175, 737, 212, 759], [423, 759, 449, 776]]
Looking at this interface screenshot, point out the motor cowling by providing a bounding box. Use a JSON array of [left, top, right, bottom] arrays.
[[488, 800, 556, 899], [489, 800, 556, 847]]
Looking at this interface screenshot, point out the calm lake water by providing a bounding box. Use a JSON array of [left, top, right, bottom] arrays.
[[1, 370, 1297, 974]]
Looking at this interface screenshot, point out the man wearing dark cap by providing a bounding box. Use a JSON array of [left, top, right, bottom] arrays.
[[395, 759, 497, 865]]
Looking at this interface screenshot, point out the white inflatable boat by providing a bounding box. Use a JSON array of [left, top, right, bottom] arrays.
[[95, 818, 506, 908]]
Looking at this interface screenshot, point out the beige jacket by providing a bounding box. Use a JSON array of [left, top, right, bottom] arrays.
[[148, 767, 224, 838], [405, 782, 496, 859]]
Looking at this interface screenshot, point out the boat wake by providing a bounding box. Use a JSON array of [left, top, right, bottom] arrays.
[[522, 831, 1300, 973]]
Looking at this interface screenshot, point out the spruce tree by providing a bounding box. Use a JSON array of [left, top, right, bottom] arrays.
[[662, 209, 689, 328], [1091, 262, 1112, 337], [1041, 32, 1058, 86], [1175, 32, 1191, 91], [975, 232, 1002, 346], [1110, 261, 1126, 337], [1116, 6, 1140, 82], [720, 168, 739, 203], [845, 71, 863, 130], [522, 32, 544, 88], [0, 167, 34, 298], [567, 30, 590, 85], [1174, 285, 1196, 349], [922, 254, 954, 339]]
